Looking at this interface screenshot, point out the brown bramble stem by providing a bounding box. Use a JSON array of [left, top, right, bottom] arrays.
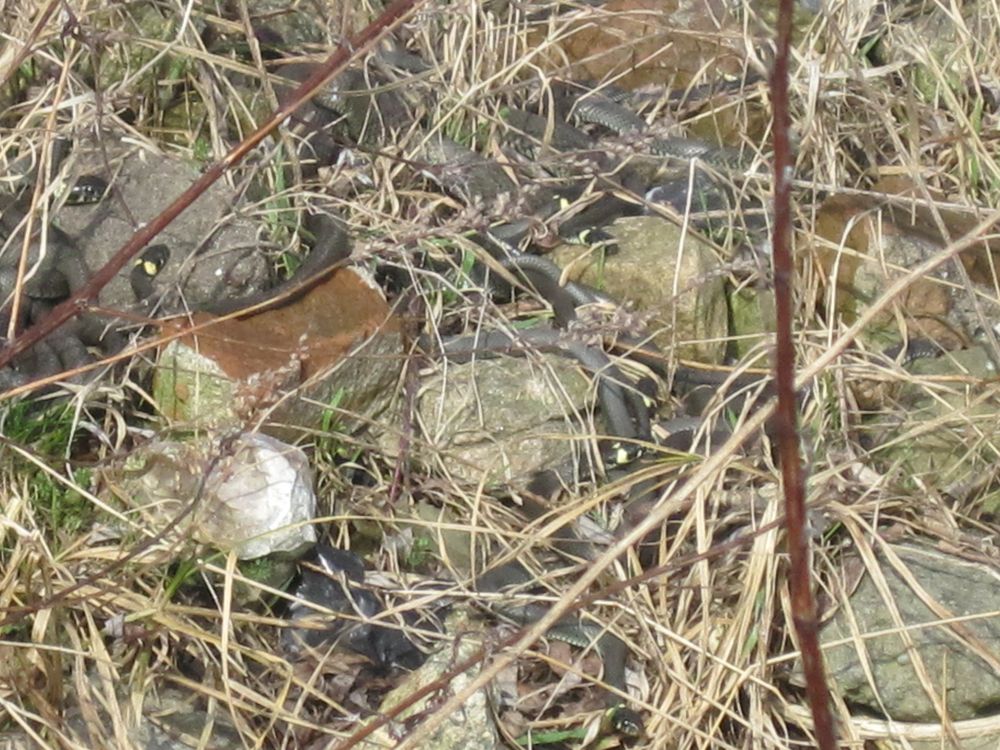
[[770, 0, 838, 746]]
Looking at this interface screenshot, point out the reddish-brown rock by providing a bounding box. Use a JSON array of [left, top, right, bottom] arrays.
[[155, 268, 402, 436]]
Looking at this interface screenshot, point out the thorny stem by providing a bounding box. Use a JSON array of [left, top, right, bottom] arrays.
[[771, 0, 837, 747]]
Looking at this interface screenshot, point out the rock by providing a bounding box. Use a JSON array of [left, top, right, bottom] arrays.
[[84, 3, 178, 94], [813, 183, 1000, 351], [751, 0, 826, 32], [892, 732, 1000, 750], [154, 267, 402, 437], [552, 215, 728, 362], [870, 2, 991, 100], [535, 0, 746, 91], [60, 679, 241, 750], [404, 353, 594, 486], [357, 611, 501, 750], [55, 141, 267, 312], [862, 346, 1000, 497], [246, 0, 373, 52], [197, 433, 316, 559], [730, 282, 775, 359], [103, 432, 316, 560], [819, 543, 1000, 722], [128, 687, 243, 750], [528, 0, 773, 146], [413, 499, 475, 573]]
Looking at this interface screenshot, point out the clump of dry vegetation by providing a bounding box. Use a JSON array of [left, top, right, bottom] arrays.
[[4, 1, 1000, 749]]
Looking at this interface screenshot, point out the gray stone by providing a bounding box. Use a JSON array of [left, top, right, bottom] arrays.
[[817, 195, 1000, 353], [874, 2, 988, 99], [552, 215, 728, 362], [863, 346, 1000, 496], [59, 679, 241, 750], [103, 432, 316, 560], [0, 734, 32, 750], [409, 354, 594, 486], [358, 611, 501, 750], [55, 141, 268, 312], [820, 543, 1000, 722]]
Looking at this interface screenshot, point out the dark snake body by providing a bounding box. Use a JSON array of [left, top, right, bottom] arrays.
[[0, 184, 125, 389]]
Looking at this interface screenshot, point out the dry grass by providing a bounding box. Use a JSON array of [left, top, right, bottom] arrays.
[[4, 1, 1000, 748]]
